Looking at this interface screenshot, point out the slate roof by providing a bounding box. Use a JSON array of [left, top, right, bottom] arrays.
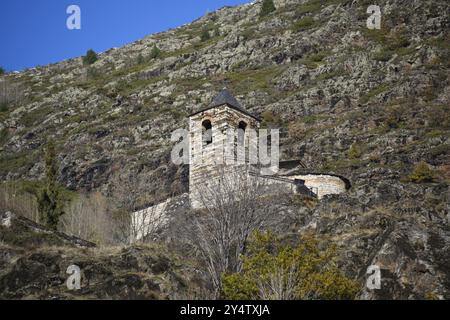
[[189, 89, 260, 121]]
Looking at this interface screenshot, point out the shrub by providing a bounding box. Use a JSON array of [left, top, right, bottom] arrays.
[[296, 0, 322, 15], [384, 105, 404, 129], [0, 67, 4, 75], [301, 51, 328, 69], [348, 143, 362, 159], [222, 232, 359, 300], [427, 105, 450, 129], [149, 44, 161, 59], [260, 0, 276, 17], [292, 17, 315, 32], [86, 66, 100, 79], [373, 49, 393, 62], [200, 27, 211, 42], [82, 49, 98, 65], [0, 128, 8, 145], [137, 53, 145, 65], [241, 28, 254, 41], [360, 84, 389, 104], [261, 110, 281, 127], [408, 161, 436, 183], [0, 102, 8, 113], [288, 121, 307, 141], [214, 27, 221, 37]]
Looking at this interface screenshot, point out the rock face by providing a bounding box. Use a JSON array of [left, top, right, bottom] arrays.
[[306, 182, 450, 299], [0, 212, 203, 300], [0, 0, 449, 299]]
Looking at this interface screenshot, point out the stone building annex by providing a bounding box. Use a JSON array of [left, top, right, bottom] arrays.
[[132, 89, 351, 241]]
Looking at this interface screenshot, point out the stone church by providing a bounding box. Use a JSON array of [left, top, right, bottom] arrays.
[[132, 89, 350, 241]]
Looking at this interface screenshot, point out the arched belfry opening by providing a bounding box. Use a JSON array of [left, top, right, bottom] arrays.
[[202, 119, 212, 146], [238, 120, 247, 131], [238, 121, 247, 146]]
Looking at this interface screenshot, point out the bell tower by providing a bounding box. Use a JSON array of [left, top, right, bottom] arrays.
[[188, 89, 261, 208]]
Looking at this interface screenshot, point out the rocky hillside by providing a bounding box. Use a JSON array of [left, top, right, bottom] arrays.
[[1, 0, 448, 202], [0, 0, 449, 299], [0, 212, 203, 299]]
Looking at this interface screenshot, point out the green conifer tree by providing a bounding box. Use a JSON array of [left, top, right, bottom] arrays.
[[149, 44, 161, 59], [260, 0, 276, 17], [37, 141, 64, 230], [82, 49, 98, 65]]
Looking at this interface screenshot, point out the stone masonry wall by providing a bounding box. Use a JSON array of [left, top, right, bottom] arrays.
[[189, 105, 260, 209], [286, 174, 347, 199]]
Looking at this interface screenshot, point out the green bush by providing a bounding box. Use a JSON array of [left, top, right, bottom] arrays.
[[296, 0, 322, 15], [214, 27, 221, 37], [137, 53, 145, 65], [301, 51, 329, 69], [261, 110, 282, 127], [409, 161, 436, 183], [86, 66, 100, 80], [373, 49, 394, 62], [260, 0, 276, 17], [348, 143, 362, 159], [222, 232, 359, 300], [149, 44, 161, 59], [82, 49, 98, 65], [0, 128, 8, 145], [292, 17, 315, 32], [241, 28, 255, 41], [0, 102, 8, 113], [0, 67, 5, 75], [200, 27, 211, 42], [360, 84, 389, 104], [384, 105, 404, 128], [427, 105, 450, 129]]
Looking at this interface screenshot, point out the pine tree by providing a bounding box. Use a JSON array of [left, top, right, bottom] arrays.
[[82, 49, 98, 65], [260, 0, 276, 17], [37, 141, 64, 230]]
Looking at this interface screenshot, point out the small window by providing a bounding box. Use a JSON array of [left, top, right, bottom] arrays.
[[202, 120, 212, 146]]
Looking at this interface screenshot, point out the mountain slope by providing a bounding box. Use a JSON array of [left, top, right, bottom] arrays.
[[0, 0, 449, 299], [1, 0, 448, 201]]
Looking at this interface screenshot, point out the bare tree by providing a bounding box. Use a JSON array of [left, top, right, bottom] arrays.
[[110, 171, 171, 244], [257, 265, 298, 300], [0, 182, 39, 223], [60, 192, 113, 245], [183, 166, 289, 298]]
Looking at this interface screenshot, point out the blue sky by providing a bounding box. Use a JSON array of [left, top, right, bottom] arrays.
[[0, 0, 251, 72]]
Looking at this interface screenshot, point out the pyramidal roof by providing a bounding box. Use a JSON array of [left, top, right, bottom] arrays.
[[189, 89, 260, 121], [209, 88, 243, 109]]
